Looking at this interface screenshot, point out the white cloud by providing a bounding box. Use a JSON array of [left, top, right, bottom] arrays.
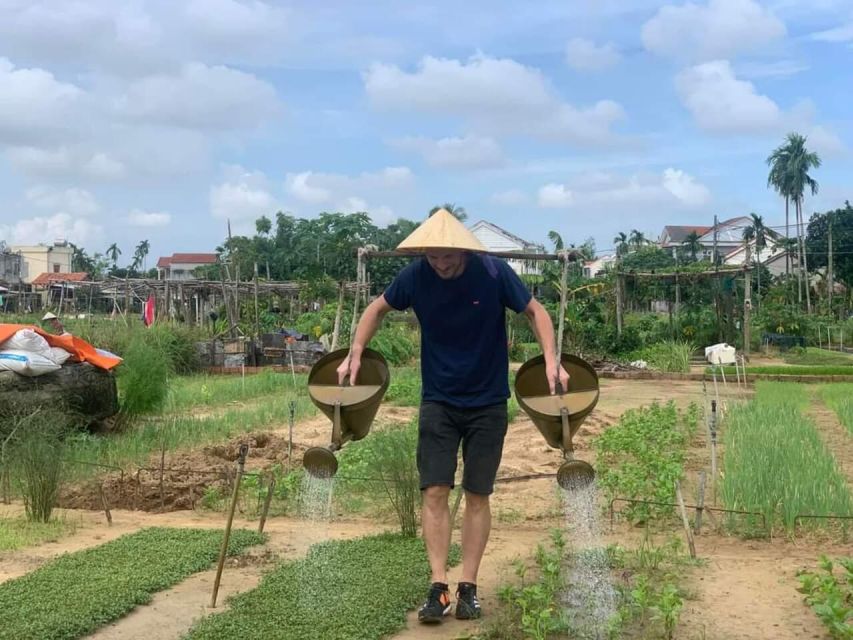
[[127, 209, 172, 227], [661, 169, 712, 206], [285, 171, 333, 204], [5, 146, 127, 180], [0, 213, 103, 247], [25, 186, 100, 216], [490, 189, 528, 206], [285, 167, 414, 204], [210, 177, 278, 221], [119, 63, 281, 130], [392, 135, 504, 169], [565, 38, 621, 71], [804, 125, 846, 156], [736, 59, 809, 79], [811, 22, 853, 43], [675, 60, 782, 133], [642, 0, 786, 62], [185, 0, 291, 53], [538, 184, 574, 208], [364, 53, 626, 147], [0, 58, 88, 146], [538, 168, 712, 210]]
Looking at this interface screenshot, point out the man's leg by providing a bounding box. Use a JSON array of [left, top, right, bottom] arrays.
[[422, 485, 451, 583], [460, 491, 491, 584]]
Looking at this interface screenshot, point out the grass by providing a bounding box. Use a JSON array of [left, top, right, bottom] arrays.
[[0, 527, 265, 640], [185, 533, 460, 640], [0, 517, 77, 552], [167, 370, 308, 411], [783, 347, 853, 367], [711, 365, 853, 377], [820, 384, 853, 437], [632, 340, 696, 373], [63, 391, 316, 482], [720, 382, 853, 533]]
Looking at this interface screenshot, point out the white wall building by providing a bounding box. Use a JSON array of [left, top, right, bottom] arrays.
[[10, 241, 73, 284], [156, 253, 219, 280], [468, 220, 544, 276]]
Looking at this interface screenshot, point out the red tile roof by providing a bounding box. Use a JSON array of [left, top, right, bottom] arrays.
[[169, 253, 218, 264], [32, 272, 89, 286], [156, 256, 172, 268]]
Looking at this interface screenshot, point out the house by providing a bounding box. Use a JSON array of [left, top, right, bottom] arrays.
[[30, 271, 89, 306], [658, 217, 786, 268], [156, 253, 219, 280], [583, 255, 616, 278], [468, 220, 544, 277], [10, 241, 73, 284], [0, 244, 22, 286], [659, 225, 712, 258]]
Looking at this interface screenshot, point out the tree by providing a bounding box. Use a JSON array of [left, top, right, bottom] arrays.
[[681, 231, 702, 262], [767, 133, 821, 312], [613, 232, 629, 257], [134, 239, 150, 273], [548, 231, 564, 252], [629, 229, 647, 251], [746, 213, 768, 305], [106, 243, 121, 273], [429, 203, 467, 221], [807, 201, 853, 290], [255, 215, 272, 236]]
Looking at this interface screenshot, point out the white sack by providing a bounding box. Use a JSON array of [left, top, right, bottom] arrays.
[[48, 347, 72, 365], [0, 349, 61, 377], [1, 329, 53, 358]]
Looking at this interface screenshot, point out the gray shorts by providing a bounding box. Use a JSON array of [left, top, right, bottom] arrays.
[[417, 401, 508, 495]]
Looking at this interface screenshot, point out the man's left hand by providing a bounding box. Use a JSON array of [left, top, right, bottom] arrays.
[[546, 360, 570, 395]]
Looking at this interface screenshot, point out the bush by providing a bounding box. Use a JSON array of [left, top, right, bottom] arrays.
[[631, 340, 696, 373], [370, 324, 418, 365], [118, 333, 171, 417], [368, 422, 420, 536]]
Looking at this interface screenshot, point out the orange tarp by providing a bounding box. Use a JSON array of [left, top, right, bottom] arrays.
[[0, 324, 122, 371]]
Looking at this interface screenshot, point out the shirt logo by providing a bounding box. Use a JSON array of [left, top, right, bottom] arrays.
[[472, 300, 480, 305]]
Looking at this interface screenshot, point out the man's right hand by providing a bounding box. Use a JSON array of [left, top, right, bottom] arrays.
[[337, 353, 360, 385]]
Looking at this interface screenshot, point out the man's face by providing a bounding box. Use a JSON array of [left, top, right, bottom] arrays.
[[425, 250, 466, 280]]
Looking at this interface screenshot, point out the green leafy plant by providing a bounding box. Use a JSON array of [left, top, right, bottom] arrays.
[[185, 533, 461, 640], [630, 340, 696, 373], [821, 384, 853, 436], [797, 555, 853, 639], [595, 401, 699, 524], [118, 332, 171, 418], [0, 527, 264, 640]]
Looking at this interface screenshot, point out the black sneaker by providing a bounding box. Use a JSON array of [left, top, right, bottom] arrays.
[[418, 582, 451, 624], [455, 582, 482, 619]]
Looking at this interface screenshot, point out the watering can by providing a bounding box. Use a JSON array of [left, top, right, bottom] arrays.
[[514, 353, 599, 490], [302, 347, 390, 479]]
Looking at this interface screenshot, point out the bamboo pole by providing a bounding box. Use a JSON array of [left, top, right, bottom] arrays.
[[210, 444, 249, 608], [258, 473, 276, 534], [695, 471, 706, 534], [675, 481, 697, 558]]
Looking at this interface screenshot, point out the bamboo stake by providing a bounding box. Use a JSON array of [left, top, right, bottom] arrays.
[[695, 471, 706, 534], [211, 444, 249, 608], [98, 483, 113, 526], [258, 473, 276, 534], [675, 481, 696, 558]]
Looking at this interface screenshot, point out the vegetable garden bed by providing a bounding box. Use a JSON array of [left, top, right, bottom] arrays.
[[0, 527, 264, 640]]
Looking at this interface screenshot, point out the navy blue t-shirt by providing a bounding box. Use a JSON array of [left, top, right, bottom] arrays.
[[382, 254, 532, 408]]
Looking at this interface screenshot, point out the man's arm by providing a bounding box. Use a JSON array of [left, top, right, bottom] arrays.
[[336, 294, 394, 384], [523, 297, 569, 394]]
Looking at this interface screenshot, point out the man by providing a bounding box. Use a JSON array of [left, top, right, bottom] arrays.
[[338, 209, 568, 624], [41, 312, 70, 336]]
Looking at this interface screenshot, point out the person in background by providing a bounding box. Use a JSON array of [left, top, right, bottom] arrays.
[[41, 312, 70, 336], [338, 208, 569, 625]]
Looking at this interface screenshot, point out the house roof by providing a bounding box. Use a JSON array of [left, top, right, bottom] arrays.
[[157, 253, 218, 268], [31, 272, 89, 286], [468, 220, 541, 250], [660, 225, 712, 246]]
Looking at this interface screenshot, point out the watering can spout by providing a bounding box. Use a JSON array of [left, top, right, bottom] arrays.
[[514, 353, 599, 490], [302, 348, 390, 479]]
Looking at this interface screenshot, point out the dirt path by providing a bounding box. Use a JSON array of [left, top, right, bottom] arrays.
[[680, 535, 839, 640], [805, 391, 853, 488]]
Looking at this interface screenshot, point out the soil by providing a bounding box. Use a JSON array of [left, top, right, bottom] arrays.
[[3, 377, 841, 639]]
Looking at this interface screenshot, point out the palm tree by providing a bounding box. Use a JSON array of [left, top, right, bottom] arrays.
[[613, 232, 629, 257], [429, 203, 467, 221], [134, 239, 150, 273], [629, 229, 646, 251], [682, 231, 702, 262], [106, 243, 121, 272], [746, 213, 768, 305], [767, 133, 821, 313], [548, 230, 564, 251], [255, 215, 272, 236]]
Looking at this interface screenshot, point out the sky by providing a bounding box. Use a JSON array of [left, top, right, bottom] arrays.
[[0, 0, 851, 263]]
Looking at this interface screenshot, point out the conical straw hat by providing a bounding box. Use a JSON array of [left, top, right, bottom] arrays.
[[397, 208, 488, 253]]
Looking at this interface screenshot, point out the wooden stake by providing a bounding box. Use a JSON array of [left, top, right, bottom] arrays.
[[695, 471, 706, 534], [675, 481, 696, 558], [258, 473, 276, 534], [211, 444, 249, 608], [99, 483, 113, 526]]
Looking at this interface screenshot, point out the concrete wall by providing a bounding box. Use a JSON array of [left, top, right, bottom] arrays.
[[11, 244, 73, 284]]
